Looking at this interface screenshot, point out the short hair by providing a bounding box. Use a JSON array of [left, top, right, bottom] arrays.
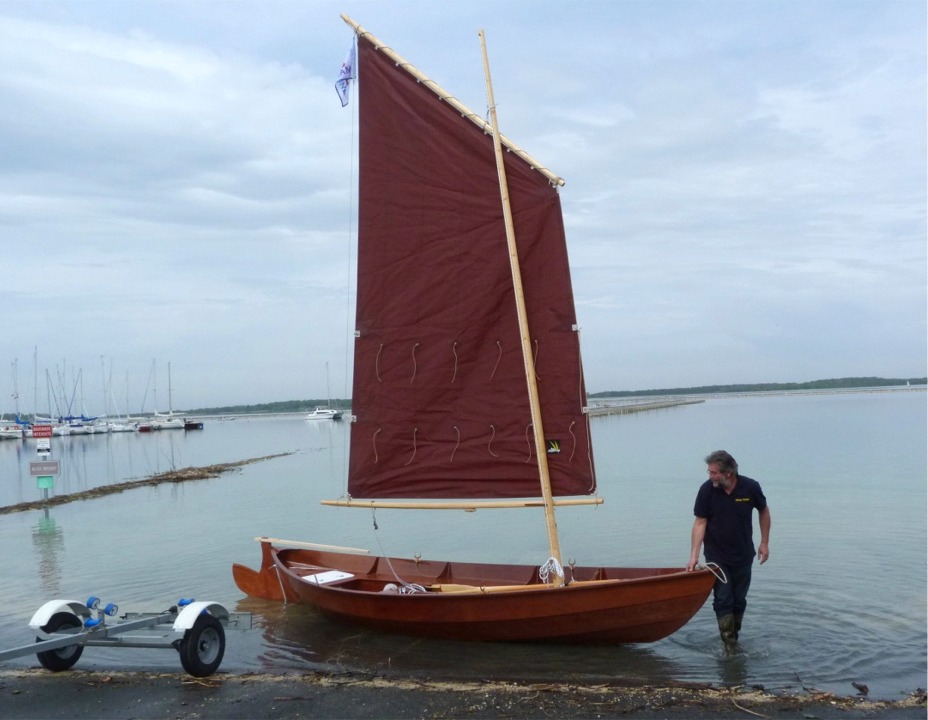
[[705, 450, 738, 475]]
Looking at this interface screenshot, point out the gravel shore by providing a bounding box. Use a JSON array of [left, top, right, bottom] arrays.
[[2, 668, 925, 719]]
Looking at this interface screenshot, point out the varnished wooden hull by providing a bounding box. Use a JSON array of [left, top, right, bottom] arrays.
[[233, 541, 714, 643]]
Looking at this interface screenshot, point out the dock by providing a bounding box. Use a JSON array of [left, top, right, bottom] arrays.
[[586, 398, 704, 416]]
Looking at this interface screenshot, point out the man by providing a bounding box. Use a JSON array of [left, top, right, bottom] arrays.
[[686, 450, 771, 651]]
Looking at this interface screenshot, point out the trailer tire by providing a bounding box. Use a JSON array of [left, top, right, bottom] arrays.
[[178, 613, 225, 677], [36, 612, 84, 671]]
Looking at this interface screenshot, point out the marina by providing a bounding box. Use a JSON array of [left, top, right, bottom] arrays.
[[0, 389, 924, 700]]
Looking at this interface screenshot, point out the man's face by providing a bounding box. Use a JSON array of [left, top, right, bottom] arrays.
[[707, 463, 733, 490]]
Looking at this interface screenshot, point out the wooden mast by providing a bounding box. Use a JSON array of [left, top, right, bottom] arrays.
[[478, 29, 563, 586]]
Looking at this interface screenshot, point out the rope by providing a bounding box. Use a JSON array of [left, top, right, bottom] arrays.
[[539, 557, 564, 584], [701, 562, 728, 584], [375, 344, 383, 382], [487, 424, 498, 457], [372, 428, 381, 463], [403, 427, 418, 466], [410, 342, 419, 383], [567, 421, 576, 462], [450, 425, 460, 463], [451, 342, 458, 383], [273, 565, 288, 605], [490, 341, 502, 380], [373, 528, 427, 594], [524, 423, 534, 462], [533, 340, 540, 380]]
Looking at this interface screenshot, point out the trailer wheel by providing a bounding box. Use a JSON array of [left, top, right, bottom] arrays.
[[36, 612, 84, 672], [178, 613, 225, 677]]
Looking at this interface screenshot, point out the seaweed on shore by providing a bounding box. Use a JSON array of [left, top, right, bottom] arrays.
[[0, 452, 294, 515]]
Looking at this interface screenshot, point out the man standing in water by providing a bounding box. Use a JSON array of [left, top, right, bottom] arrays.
[[686, 450, 771, 652]]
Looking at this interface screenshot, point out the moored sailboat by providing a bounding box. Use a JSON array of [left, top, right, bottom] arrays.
[[233, 16, 716, 643]]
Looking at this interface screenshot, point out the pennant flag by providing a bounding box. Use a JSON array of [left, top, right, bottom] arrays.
[[335, 42, 356, 107]]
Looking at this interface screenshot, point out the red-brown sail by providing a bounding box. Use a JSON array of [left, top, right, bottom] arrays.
[[349, 35, 594, 499]]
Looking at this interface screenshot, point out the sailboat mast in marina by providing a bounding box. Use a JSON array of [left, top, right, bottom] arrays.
[[233, 16, 716, 643]]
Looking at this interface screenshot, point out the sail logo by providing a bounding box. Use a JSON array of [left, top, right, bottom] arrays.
[[546, 440, 561, 454]]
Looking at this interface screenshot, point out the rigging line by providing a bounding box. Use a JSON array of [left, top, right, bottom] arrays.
[[490, 341, 502, 380], [567, 421, 577, 462], [487, 424, 498, 457], [524, 424, 534, 462], [410, 342, 420, 383], [372, 531, 426, 594], [451, 341, 458, 383], [404, 427, 418, 466], [339, 34, 359, 500], [372, 428, 381, 464], [273, 565, 289, 605], [450, 425, 460, 463], [375, 344, 383, 382], [533, 340, 540, 380], [575, 324, 598, 493]]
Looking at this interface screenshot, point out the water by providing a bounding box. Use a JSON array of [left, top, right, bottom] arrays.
[[1, 391, 924, 700]]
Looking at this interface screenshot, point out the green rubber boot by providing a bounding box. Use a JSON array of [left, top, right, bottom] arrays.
[[733, 613, 743, 641], [717, 614, 738, 653]]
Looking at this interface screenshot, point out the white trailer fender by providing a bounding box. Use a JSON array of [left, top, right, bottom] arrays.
[[28, 600, 92, 630], [172, 602, 230, 632]]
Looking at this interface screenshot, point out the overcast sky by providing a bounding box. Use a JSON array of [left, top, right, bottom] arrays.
[[1, 0, 925, 414]]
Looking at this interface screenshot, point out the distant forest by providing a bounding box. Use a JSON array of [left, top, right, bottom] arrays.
[[589, 376, 926, 399], [186, 376, 925, 415]]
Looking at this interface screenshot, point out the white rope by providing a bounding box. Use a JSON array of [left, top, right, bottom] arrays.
[[403, 427, 418, 466], [450, 425, 460, 463], [273, 565, 288, 605], [451, 341, 458, 383], [701, 562, 728, 584], [373, 532, 427, 594], [410, 342, 420, 383], [490, 341, 502, 380], [372, 428, 381, 463], [487, 424, 498, 457], [539, 557, 564, 584]]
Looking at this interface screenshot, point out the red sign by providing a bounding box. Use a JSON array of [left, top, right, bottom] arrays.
[[32, 425, 54, 438]]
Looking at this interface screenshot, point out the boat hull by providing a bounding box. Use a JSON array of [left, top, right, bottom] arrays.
[[233, 541, 715, 643]]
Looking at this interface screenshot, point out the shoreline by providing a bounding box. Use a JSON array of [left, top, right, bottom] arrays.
[[2, 668, 925, 719]]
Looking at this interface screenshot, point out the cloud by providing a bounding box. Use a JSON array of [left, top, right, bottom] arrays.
[[0, 2, 924, 409]]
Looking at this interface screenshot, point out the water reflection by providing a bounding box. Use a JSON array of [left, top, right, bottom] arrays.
[[233, 596, 687, 684], [31, 508, 64, 596]]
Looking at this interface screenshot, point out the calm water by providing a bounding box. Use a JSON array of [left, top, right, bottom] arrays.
[[1, 390, 925, 700]]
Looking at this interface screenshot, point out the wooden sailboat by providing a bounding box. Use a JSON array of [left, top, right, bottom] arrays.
[[233, 16, 715, 643]]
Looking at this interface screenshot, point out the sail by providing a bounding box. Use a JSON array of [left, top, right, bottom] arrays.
[[347, 35, 595, 499]]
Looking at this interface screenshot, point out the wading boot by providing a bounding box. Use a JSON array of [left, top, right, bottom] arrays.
[[717, 614, 738, 653], [733, 614, 743, 641]]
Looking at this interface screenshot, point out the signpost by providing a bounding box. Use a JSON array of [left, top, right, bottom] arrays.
[[30, 460, 59, 495], [30, 461, 60, 476]]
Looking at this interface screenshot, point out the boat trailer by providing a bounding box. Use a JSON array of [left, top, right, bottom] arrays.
[[0, 596, 250, 677]]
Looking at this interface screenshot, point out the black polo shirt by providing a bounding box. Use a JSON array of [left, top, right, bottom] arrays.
[[693, 474, 767, 566]]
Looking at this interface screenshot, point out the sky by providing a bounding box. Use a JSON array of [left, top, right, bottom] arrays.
[[1, 0, 925, 414]]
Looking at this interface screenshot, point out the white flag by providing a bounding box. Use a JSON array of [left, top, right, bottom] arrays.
[[335, 42, 356, 107]]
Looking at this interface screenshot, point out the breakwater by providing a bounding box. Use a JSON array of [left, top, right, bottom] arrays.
[[586, 398, 704, 416]]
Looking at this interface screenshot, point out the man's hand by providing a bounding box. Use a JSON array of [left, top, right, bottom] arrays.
[[757, 542, 769, 565]]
